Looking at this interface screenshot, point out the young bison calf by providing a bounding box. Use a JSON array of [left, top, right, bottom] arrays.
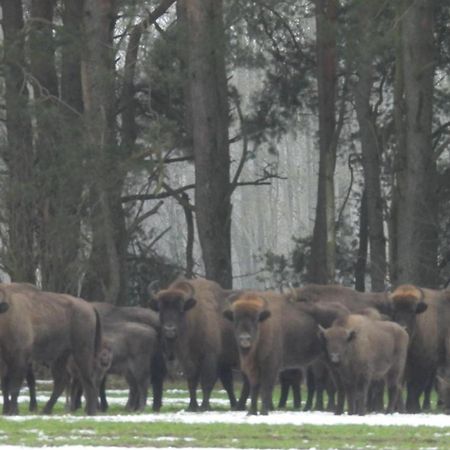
[[319, 314, 409, 415]]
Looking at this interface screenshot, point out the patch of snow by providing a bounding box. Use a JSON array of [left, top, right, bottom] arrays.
[[4, 410, 450, 427]]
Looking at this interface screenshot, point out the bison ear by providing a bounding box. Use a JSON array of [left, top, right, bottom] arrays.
[[415, 302, 427, 314], [149, 297, 160, 312], [347, 329, 356, 342], [183, 297, 196, 311], [223, 309, 234, 321], [259, 310, 271, 322]]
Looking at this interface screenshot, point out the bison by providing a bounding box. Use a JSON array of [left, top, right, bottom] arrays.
[[291, 284, 392, 315], [149, 277, 243, 411], [318, 313, 409, 415], [389, 284, 450, 413], [69, 303, 165, 413], [223, 291, 322, 415], [0, 283, 102, 415]]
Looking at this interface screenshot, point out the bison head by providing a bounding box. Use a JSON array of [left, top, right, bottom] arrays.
[[318, 324, 356, 365], [389, 285, 427, 337], [149, 281, 196, 342], [223, 293, 270, 354]]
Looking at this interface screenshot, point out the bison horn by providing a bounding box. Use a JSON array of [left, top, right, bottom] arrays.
[[417, 287, 425, 303], [147, 280, 160, 297]]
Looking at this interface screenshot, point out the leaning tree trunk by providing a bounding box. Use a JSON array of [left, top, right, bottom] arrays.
[[183, 0, 233, 288], [1, 0, 36, 283], [307, 0, 338, 284], [394, 0, 438, 287], [352, 1, 387, 292]]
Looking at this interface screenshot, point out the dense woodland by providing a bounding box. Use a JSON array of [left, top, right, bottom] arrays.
[[0, 0, 449, 305]]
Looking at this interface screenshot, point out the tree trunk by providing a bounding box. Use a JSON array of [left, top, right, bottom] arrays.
[[80, 0, 127, 303], [355, 190, 368, 292], [352, 2, 387, 292], [394, 0, 438, 287], [183, 0, 233, 288], [307, 0, 338, 284], [1, 0, 36, 283]]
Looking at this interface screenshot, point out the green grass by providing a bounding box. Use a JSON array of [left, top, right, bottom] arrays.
[[0, 380, 447, 449], [0, 419, 448, 449]]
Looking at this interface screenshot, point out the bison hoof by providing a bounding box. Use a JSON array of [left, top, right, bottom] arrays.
[[187, 405, 198, 412]]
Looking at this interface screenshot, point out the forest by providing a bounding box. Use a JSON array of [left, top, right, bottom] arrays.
[[0, 0, 449, 305]]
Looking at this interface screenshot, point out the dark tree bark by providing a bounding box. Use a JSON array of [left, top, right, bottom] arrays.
[[393, 0, 438, 287], [80, 0, 128, 304], [355, 190, 368, 292], [183, 0, 233, 288], [307, 0, 338, 284], [30, 0, 66, 292], [1, 0, 36, 283], [352, 1, 387, 292]]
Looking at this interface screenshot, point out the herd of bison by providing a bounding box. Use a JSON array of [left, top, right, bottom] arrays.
[[0, 278, 449, 417]]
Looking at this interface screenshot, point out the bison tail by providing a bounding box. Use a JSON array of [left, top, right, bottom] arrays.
[[93, 307, 102, 357]]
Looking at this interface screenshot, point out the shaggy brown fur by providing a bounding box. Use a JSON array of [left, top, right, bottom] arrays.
[[68, 304, 165, 413], [150, 277, 241, 411], [224, 291, 322, 415], [0, 283, 102, 415], [320, 314, 409, 415], [291, 284, 392, 315], [389, 285, 450, 412]]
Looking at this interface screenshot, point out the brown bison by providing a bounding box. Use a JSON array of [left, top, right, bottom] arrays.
[[0, 283, 102, 415], [223, 291, 322, 415], [318, 313, 409, 415], [389, 284, 450, 412], [69, 303, 165, 413], [149, 277, 242, 411], [292, 284, 391, 315]]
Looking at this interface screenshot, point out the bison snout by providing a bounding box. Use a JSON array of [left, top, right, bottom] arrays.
[[238, 333, 252, 350], [0, 302, 9, 313], [163, 324, 177, 339]]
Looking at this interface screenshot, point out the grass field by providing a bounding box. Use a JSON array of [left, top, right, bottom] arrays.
[[0, 380, 448, 449]]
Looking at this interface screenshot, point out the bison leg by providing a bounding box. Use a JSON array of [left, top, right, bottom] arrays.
[[69, 378, 83, 412], [278, 371, 290, 409], [291, 376, 302, 410], [354, 379, 369, 416], [422, 371, 435, 411], [259, 368, 278, 415], [346, 384, 357, 415], [326, 377, 336, 412], [303, 366, 315, 411], [99, 376, 109, 412], [368, 380, 384, 413], [235, 375, 249, 411], [405, 377, 424, 413], [248, 383, 260, 415], [218, 366, 237, 409], [1, 375, 11, 414], [78, 372, 98, 415], [43, 358, 69, 414], [151, 351, 165, 412], [186, 377, 200, 412], [135, 377, 149, 412], [4, 362, 28, 415], [26, 366, 38, 412]]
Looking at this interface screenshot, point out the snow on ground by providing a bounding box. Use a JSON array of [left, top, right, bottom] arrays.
[[4, 410, 450, 427], [11, 386, 450, 428]]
